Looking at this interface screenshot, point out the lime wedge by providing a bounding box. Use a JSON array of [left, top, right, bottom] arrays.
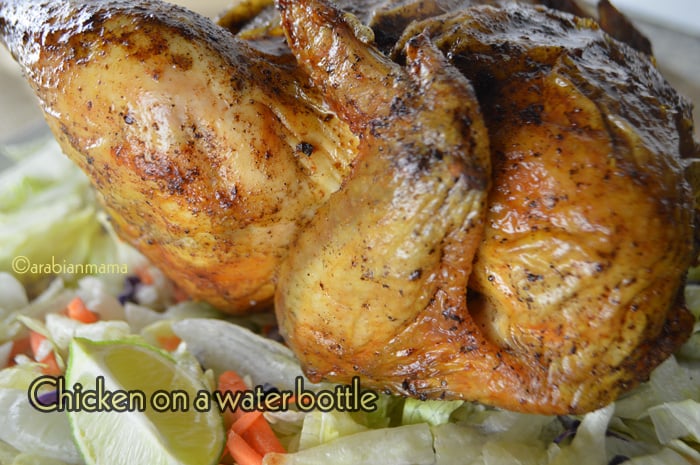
[[65, 338, 224, 465]]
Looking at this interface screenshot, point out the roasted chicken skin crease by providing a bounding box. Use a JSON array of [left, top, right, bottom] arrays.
[[1, 0, 697, 414], [0, 0, 359, 312]]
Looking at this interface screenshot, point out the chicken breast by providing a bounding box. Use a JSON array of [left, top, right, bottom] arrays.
[[0, 0, 358, 312], [1, 0, 696, 414]]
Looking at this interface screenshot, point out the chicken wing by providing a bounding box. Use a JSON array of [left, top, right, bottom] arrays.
[[275, 0, 491, 389]]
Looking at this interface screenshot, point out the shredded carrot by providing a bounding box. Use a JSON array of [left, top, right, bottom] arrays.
[[156, 335, 182, 352], [29, 331, 61, 375], [66, 297, 99, 323], [232, 411, 264, 435], [241, 418, 286, 456], [136, 267, 155, 285], [217, 370, 286, 458], [39, 352, 61, 376], [218, 371, 249, 429], [218, 370, 249, 393], [29, 331, 47, 357], [8, 336, 31, 365], [227, 430, 263, 465]]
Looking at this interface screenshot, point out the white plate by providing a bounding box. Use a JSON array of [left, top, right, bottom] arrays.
[[587, 0, 700, 37]]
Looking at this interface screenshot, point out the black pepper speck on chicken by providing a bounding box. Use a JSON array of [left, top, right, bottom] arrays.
[[0, 0, 697, 414]]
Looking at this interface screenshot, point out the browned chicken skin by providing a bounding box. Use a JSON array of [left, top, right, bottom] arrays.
[[397, 4, 697, 411], [1, 0, 697, 413], [274, 0, 696, 413], [0, 0, 359, 312], [275, 0, 492, 393]]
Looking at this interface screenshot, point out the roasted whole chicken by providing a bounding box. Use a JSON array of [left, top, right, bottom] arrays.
[[1, 0, 698, 414]]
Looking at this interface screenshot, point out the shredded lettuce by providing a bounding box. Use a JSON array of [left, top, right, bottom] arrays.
[[648, 400, 700, 444], [402, 398, 464, 427], [0, 139, 99, 286], [349, 391, 405, 429], [7, 454, 73, 465], [625, 442, 700, 465], [614, 355, 700, 420], [126, 300, 222, 334], [172, 318, 330, 393], [297, 411, 369, 450], [44, 313, 132, 353], [0, 273, 29, 314], [262, 423, 435, 465], [0, 388, 80, 464], [0, 437, 73, 465], [548, 405, 614, 465], [0, 138, 144, 293], [432, 423, 488, 465], [0, 365, 80, 464]]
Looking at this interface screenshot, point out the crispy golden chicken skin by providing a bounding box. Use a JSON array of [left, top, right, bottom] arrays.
[[1, 0, 697, 413], [275, 0, 491, 395], [273, 0, 695, 413], [0, 0, 359, 312], [220, 0, 652, 57], [396, 4, 697, 411]]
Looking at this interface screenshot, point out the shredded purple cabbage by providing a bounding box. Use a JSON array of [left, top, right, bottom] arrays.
[[118, 275, 141, 305], [608, 455, 629, 465], [554, 416, 581, 444], [36, 389, 58, 407]]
